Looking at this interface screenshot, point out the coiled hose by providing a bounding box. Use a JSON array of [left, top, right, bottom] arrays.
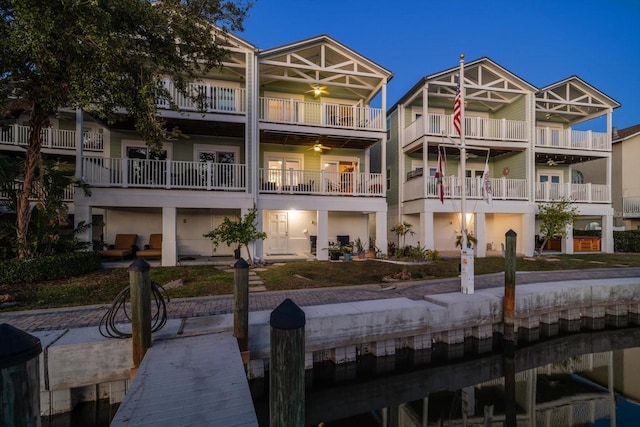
[[99, 281, 170, 338]]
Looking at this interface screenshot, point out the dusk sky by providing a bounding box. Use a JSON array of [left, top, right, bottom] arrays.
[[241, 0, 640, 131]]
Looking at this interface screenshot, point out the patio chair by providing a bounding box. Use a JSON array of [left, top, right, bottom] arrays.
[[137, 234, 162, 259], [100, 234, 138, 260]]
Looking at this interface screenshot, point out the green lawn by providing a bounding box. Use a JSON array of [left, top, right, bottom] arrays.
[[2, 253, 639, 311]]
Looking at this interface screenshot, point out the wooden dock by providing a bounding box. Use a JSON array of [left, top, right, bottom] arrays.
[[111, 332, 258, 427]]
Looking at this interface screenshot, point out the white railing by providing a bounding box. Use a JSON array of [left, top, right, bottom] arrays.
[[0, 181, 74, 202], [403, 114, 527, 146], [0, 124, 103, 152], [82, 158, 246, 191], [535, 182, 609, 203], [403, 176, 528, 202], [258, 97, 385, 131], [623, 197, 640, 218], [536, 127, 610, 151], [259, 168, 384, 197], [156, 80, 246, 114]]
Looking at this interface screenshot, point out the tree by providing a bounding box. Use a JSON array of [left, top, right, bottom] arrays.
[[0, 0, 251, 258], [537, 198, 579, 254], [391, 221, 414, 249], [203, 206, 266, 265]]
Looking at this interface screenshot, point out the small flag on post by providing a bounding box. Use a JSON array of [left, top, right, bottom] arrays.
[[483, 161, 493, 206], [453, 78, 461, 136], [436, 149, 445, 204]]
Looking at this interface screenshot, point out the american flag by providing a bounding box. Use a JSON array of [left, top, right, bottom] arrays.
[[453, 78, 461, 135]]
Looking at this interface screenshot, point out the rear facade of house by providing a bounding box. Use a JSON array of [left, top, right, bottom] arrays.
[[0, 31, 392, 265], [386, 57, 619, 256]]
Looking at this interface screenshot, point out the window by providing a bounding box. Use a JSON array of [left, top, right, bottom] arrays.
[[572, 170, 584, 184]]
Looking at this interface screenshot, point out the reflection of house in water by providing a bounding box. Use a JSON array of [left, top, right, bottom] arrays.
[[399, 352, 615, 426]]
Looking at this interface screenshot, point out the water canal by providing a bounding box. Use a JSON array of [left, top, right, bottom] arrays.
[[42, 327, 640, 426], [251, 328, 640, 426]]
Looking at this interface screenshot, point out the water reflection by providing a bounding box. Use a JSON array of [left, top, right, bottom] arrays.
[[252, 328, 640, 426]]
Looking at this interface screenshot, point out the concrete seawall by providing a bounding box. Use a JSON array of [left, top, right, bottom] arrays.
[[30, 276, 640, 416]]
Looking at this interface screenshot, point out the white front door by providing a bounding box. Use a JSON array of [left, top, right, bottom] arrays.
[[268, 212, 288, 254]]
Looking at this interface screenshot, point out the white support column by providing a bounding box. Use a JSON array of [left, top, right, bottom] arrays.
[[602, 211, 614, 253], [475, 212, 486, 257], [255, 204, 264, 262], [420, 211, 434, 250], [75, 108, 84, 180], [523, 213, 536, 256], [316, 210, 328, 261], [376, 211, 388, 255], [563, 222, 574, 254], [162, 207, 177, 267]]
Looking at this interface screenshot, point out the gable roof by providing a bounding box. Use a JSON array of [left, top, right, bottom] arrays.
[[258, 34, 393, 103], [389, 56, 537, 114]]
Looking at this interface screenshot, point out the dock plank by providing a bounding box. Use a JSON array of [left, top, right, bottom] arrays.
[[111, 332, 258, 427]]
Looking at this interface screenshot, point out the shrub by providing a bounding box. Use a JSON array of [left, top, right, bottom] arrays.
[[0, 251, 102, 284], [614, 230, 640, 253]]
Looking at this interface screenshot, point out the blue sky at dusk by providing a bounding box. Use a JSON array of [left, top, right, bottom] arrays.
[[240, 0, 640, 131]]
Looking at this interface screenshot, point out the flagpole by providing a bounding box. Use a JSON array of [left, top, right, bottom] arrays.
[[458, 53, 474, 294]]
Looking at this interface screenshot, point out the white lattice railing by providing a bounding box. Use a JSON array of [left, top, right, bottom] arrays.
[[157, 80, 246, 114], [536, 127, 610, 151], [82, 158, 246, 191], [403, 176, 528, 202], [259, 168, 384, 197], [0, 124, 103, 152], [403, 114, 527, 147], [535, 182, 609, 203], [623, 197, 640, 218], [0, 181, 74, 202], [259, 98, 385, 131]]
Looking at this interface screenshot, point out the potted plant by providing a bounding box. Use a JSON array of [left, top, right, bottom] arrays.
[[343, 244, 353, 261], [367, 238, 376, 258], [327, 241, 341, 260]]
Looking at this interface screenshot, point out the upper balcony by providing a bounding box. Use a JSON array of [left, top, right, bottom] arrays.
[[259, 97, 384, 132], [259, 168, 384, 197], [403, 113, 528, 149], [403, 175, 609, 205], [156, 79, 247, 117], [0, 124, 103, 154], [81, 157, 246, 191], [623, 197, 640, 218], [535, 127, 610, 152]]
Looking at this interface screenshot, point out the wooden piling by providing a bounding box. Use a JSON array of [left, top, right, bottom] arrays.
[[130, 258, 151, 376], [0, 323, 42, 427], [270, 298, 306, 427], [503, 229, 517, 345], [234, 257, 250, 354]]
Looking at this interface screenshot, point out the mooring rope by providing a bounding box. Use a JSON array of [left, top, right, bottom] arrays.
[[99, 281, 170, 339]]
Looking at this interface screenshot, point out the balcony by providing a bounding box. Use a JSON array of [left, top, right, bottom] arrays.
[[535, 182, 609, 203], [259, 168, 384, 197], [0, 181, 74, 203], [0, 125, 103, 153], [82, 158, 246, 191], [623, 197, 640, 218], [156, 80, 246, 115], [403, 176, 528, 202], [259, 98, 385, 131], [536, 127, 610, 151], [404, 114, 527, 148]]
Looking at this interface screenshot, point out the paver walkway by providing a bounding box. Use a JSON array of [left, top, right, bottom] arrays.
[[2, 267, 640, 332]]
